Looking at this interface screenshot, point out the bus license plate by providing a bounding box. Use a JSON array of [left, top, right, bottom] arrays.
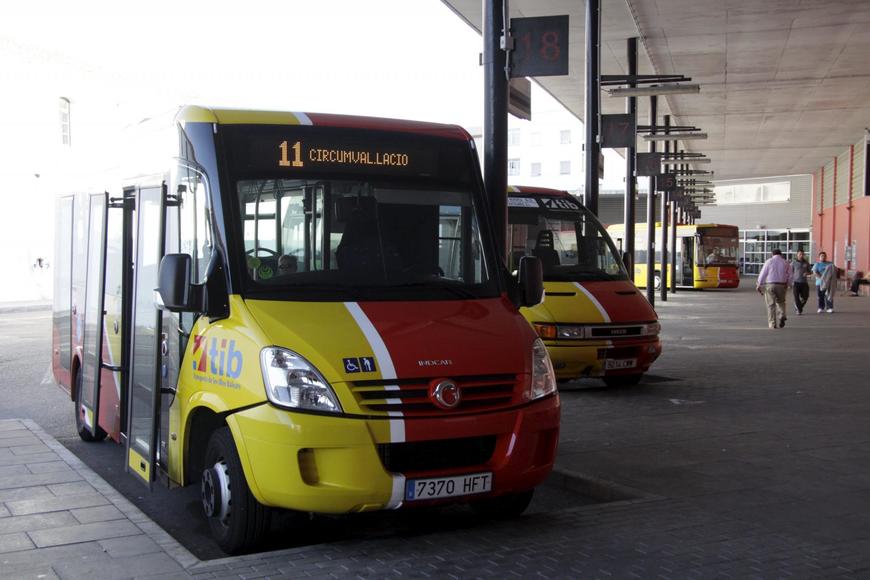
[[605, 358, 637, 370], [405, 472, 492, 501]]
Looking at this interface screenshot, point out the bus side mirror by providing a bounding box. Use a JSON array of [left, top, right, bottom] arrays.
[[158, 254, 202, 312], [517, 256, 544, 307]]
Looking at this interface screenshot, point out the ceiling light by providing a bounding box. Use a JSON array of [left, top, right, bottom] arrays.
[[607, 84, 701, 98], [662, 158, 711, 165], [643, 133, 707, 142]]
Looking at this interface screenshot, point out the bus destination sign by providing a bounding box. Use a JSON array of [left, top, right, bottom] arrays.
[[278, 140, 412, 170], [242, 134, 438, 177]]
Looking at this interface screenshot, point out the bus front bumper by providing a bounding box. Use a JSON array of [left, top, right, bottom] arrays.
[[545, 337, 662, 380], [226, 395, 560, 513]]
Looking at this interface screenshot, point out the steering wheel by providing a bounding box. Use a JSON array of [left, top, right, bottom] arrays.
[[246, 247, 277, 257]]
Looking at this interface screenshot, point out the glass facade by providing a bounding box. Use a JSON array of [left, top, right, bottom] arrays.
[[739, 229, 812, 275]]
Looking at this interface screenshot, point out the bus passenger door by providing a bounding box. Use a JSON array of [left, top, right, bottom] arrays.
[[77, 193, 108, 438], [126, 184, 166, 487], [52, 195, 74, 389], [680, 237, 695, 286]]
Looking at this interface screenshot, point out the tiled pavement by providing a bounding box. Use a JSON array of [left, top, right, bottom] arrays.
[[2, 285, 870, 578]]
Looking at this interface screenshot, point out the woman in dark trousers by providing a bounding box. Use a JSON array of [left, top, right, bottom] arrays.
[[791, 250, 811, 314]]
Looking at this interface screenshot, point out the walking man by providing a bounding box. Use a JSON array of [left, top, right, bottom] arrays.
[[756, 249, 793, 329], [791, 249, 811, 315]]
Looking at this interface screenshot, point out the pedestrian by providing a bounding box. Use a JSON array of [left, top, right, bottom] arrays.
[[812, 251, 835, 313], [790, 249, 811, 314], [756, 248, 793, 329]]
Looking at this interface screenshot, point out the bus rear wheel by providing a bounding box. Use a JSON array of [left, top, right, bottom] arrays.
[[470, 489, 534, 519], [202, 427, 270, 554], [603, 373, 644, 387], [74, 371, 107, 442]]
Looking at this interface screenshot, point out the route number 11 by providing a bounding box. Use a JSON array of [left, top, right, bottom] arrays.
[[278, 141, 304, 168]]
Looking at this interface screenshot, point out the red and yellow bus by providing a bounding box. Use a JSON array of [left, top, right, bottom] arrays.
[[53, 106, 559, 553], [606, 222, 740, 289], [507, 186, 661, 387]]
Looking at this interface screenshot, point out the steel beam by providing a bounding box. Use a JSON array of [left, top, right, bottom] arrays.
[[584, 0, 601, 215], [660, 114, 670, 302], [623, 37, 637, 275], [483, 0, 509, 261], [646, 95, 657, 305]]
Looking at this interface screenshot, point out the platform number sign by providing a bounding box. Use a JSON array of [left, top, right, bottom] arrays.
[[636, 153, 663, 177], [510, 16, 569, 78], [601, 114, 637, 149]]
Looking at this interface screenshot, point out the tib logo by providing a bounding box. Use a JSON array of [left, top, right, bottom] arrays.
[[193, 336, 243, 379]]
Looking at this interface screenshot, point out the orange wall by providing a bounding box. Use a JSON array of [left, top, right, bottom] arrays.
[[813, 182, 870, 275]]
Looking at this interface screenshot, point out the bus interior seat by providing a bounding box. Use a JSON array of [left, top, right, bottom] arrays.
[[335, 211, 383, 277], [533, 230, 560, 270]]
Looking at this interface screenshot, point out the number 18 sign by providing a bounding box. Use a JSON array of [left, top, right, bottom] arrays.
[[510, 15, 570, 78]]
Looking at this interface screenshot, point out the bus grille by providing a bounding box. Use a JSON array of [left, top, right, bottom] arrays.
[[377, 436, 496, 473], [350, 374, 519, 416]]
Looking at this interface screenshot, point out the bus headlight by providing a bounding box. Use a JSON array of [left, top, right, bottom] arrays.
[[260, 347, 342, 414], [528, 338, 557, 401]]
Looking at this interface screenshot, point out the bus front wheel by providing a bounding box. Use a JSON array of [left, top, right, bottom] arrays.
[[201, 427, 270, 554], [74, 371, 107, 442], [653, 271, 662, 291]]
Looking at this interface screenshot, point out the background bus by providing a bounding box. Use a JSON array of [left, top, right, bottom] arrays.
[[607, 223, 740, 290], [507, 186, 661, 387]]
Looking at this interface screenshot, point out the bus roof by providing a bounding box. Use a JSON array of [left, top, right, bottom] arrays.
[[175, 105, 472, 141], [507, 185, 572, 197]]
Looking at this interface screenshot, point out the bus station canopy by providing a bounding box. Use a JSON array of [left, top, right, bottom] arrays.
[[443, 0, 870, 180]]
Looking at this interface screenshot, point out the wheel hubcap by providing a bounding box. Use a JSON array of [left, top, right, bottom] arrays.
[[202, 460, 231, 524]]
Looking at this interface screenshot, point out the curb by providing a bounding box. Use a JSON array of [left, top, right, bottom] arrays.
[[547, 467, 656, 503], [17, 418, 201, 571], [0, 302, 52, 314]]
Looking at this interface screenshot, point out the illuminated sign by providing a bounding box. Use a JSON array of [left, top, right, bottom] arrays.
[[508, 196, 583, 211], [278, 140, 412, 170], [233, 128, 442, 178]]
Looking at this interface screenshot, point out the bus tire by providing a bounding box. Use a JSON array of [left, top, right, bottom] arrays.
[[202, 427, 270, 554], [653, 271, 662, 291], [470, 489, 534, 520], [74, 371, 107, 442], [603, 373, 644, 387]]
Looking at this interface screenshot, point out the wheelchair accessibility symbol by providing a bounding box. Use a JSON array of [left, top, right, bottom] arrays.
[[343, 357, 377, 374]]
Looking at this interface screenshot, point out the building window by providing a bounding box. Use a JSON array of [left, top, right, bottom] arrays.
[[59, 97, 71, 146], [559, 160, 571, 175], [508, 158, 521, 176], [715, 181, 790, 205], [508, 129, 521, 146], [531, 162, 541, 177], [560, 130, 571, 144]]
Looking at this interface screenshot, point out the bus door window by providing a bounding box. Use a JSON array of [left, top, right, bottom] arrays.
[[173, 163, 213, 337], [681, 237, 695, 283], [275, 184, 327, 275]]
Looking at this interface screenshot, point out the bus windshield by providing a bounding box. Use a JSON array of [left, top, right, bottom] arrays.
[[508, 204, 628, 282], [698, 234, 739, 267], [236, 178, 496, 301]]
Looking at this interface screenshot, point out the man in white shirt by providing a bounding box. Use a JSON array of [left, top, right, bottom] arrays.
[[756, 249, 793, 329]]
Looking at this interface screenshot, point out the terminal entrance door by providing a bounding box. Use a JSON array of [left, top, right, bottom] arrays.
[[125, 184, 167, 486]]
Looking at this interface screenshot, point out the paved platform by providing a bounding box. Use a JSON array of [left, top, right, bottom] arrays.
[[2, 283, 869, 578]]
